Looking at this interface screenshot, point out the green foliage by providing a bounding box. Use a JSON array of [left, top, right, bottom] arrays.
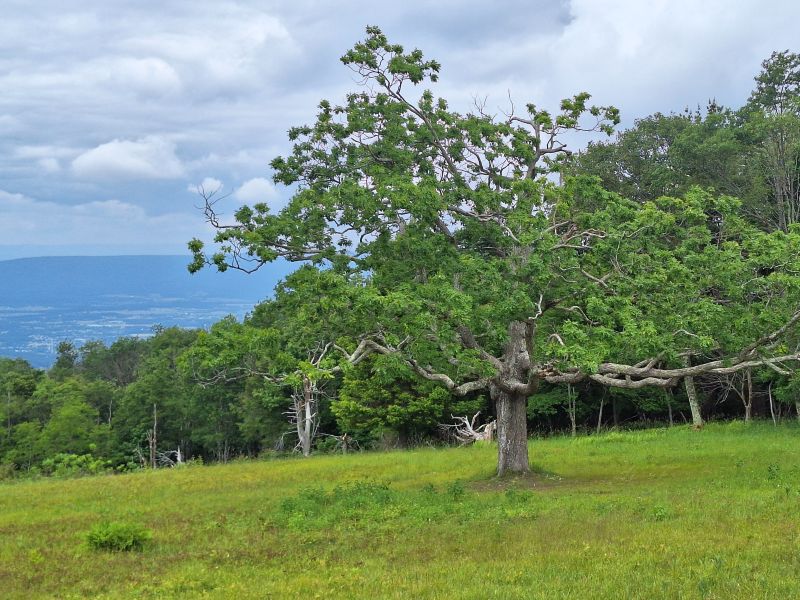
[[40, 452, 112, 477], [86, 521, 152, 552]]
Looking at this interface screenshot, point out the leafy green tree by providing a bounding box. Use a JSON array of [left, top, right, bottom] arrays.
[[333, 355, 484, 446], [191, 28, 800, 474], [50, 341, 78, 381], [6, 421, 42, 470], [113, 327, 200, 463], [743, 51, 800, 232], [0, 359, 41, 447], [79, 337, 147, 388]]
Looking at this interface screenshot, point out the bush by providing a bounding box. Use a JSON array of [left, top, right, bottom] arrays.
[[0, 462, 16, 481], [86, 521, 152, 552], [41, 453, 112, 477]]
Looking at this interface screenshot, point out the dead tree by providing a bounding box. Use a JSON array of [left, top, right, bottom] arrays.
[[440, 412, 496, 445], [285, 376, 322, 457], [145, 403, 157, 469]]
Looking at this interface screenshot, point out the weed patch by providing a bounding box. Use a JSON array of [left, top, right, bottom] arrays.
[[86, 521, 152, 552]]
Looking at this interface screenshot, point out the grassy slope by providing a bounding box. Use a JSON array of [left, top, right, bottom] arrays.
[[2, 422, 800, 599]]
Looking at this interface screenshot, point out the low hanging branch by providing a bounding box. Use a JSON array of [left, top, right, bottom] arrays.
[[335, 309, 800, 397]]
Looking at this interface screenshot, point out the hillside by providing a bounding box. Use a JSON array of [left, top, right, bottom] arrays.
[[0, 256, 293, 367], [1, 423, 799, 599]]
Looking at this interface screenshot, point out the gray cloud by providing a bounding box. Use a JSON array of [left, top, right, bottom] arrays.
[[0, 0, 798, 259]]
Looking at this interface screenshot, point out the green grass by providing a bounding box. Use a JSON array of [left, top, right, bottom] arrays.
[[2, 421, 800, 598]]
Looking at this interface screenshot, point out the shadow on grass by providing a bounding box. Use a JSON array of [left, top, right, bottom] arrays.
[[469, 462, 566, 492]]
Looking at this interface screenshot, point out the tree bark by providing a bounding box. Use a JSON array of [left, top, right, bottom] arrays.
[[494, 389, 529, 476], [666, 389, 674, 426], [567, 384, 577, 437], [296, 377, 314, 457], [596, 393, 605, 435], [744, 369, 753, 423], [768, 382, 777, 426], [683, 357, 703, 428], [492, 320, 531, 476]]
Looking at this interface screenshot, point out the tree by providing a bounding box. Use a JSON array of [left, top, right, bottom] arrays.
[[191, 28, 800, 474], [744, 51, 800, 232], [185, 268, 362, 456]]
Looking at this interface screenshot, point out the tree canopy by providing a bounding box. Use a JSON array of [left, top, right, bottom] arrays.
[[189, 28, 800, 474]]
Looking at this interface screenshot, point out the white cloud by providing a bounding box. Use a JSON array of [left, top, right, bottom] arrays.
[[234, 177, 278, 205], [71, 136, 184, 180], [120, 13, 296, 91], [0, 190, 200, 248], [187, 177, 223, 195], [90, 56, 182, 97]]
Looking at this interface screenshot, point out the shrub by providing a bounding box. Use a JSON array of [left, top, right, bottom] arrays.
[[0, 462, 16, 481], [86, 521, 152, 552], [41, 453, 112, 477]]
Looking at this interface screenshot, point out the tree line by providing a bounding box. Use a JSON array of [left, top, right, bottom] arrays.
[[2, 32, 799, 477]]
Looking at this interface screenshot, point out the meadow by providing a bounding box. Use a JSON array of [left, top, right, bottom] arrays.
[[2, 422, 800, 599]]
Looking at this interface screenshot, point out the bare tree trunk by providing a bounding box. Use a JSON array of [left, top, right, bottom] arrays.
[[796, 400, 800, 423], [767, 382, 777, 426], [567, 384, 577, 437], [666, 389, 674, 427], [295, 377, 315, 457], [684, 357, 703, 428], [744, 369, 753, 423], [596, 393, 605, 435], [494, 389, 529, 476], [147, 404, 157, 469]]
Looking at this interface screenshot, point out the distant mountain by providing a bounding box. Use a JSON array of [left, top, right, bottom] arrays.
[[0, 255, 294, 368]]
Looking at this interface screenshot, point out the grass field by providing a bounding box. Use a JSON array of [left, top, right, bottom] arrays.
[[2, 422, 800, 599]]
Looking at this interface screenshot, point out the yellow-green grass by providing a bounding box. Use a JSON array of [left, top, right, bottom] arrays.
[[2, 422, 800, 599]]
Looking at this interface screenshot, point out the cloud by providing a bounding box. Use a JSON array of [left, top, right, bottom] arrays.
[[3, 0, 800, 259], [0, 190, 201, 250], [71, 136, 184, 180], [15, 145, 80, 159], [38, 158, 60, 173], [234, 177, 278, 205], [187, 177, 223, 195]]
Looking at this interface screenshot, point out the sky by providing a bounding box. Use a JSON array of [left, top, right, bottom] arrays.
[[1, 0, 799, 260]]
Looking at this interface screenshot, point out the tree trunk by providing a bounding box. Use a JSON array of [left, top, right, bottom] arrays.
[[796, 400, 800, 423], [683, 357, 703, 428], [768, 382, 777, 426], [296, 377, 314, 457], [148, 403, 157, 469], [494, 389, 529, 476], [492, 320, 531, 476], [666, 390, 674, 427], [596, 393, 605, 435], [567, 384, 577, 437], [744, 369, 753, 423]]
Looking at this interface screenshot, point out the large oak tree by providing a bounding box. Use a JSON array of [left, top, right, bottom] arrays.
[[191, 28, 800, 474]]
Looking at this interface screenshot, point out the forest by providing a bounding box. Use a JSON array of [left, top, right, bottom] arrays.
[[1, 31, 799, 478]]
